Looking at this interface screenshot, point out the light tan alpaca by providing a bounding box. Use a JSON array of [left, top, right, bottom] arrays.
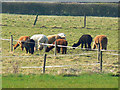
[[93, 35, 108, 50], [14, 36, 30, 50], [47, 34, 62, 44]]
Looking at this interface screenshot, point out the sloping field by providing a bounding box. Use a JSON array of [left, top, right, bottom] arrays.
[[1, 14, 119, 88]]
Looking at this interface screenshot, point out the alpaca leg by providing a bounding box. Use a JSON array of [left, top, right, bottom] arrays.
[[81, 43, 83, 48], [62, 48, 66, 54], [35, 41, 38, 50], [57, 47, 60, 53], [100, 43, 103, 50], [88, 43, 91, 49], [105, 44, 107, 50], [21, 46, 24, 51], [25, 47, 28, 54], [31, 46, 34, 54], [85, 43, 87, 49], [29, 48, 31, 54], [65, 47, 67, 54], [62, 48, 64, 54]]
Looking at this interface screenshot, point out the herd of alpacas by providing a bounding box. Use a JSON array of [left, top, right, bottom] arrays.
[[13, 33, 108, 54]]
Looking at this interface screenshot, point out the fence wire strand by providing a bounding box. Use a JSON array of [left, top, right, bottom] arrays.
[[1, 38, 119, 52]]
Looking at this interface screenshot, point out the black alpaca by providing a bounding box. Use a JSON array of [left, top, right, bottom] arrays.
[[21, 39, 35, 54], [72, 34, 92, 49]]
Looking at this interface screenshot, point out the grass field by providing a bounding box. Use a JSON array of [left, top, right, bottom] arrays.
[[2, 73, 118, 88], [1, 13, 119, 88]]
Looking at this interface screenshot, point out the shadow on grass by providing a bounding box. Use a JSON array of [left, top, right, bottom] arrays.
[[63, 74, 79, 77]]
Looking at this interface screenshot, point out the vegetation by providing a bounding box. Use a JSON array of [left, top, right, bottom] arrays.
[[2, 73, 118, 88], [1, 14, 119, 88], [2, 2, 118, 17]]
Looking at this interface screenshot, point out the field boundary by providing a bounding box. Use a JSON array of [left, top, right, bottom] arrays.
[[1, 37, 119, 73], [1, 38, 119, 52]]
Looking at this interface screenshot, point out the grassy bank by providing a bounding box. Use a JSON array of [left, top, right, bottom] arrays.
[[2, 73, 118, 88]]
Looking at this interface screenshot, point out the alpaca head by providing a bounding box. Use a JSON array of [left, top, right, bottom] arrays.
[[72, 43, 78, 49], [13, 45, 17, 50]]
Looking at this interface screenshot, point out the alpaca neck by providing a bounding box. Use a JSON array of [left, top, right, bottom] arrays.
[[74, 40, 81, 47], [46, 46, 54, 52], [14, 43, 19, 49]]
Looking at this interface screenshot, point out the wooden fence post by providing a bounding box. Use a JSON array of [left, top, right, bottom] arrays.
[[10, 35, 13, 52], [33, 14, 38, 26], [54, 41, 57, 56], [84, 14, 86, 28], [44, 44, 46, 54], [100, 51, 103, 72], [97, 43, 100, 62], [43, 54, 47, 74]]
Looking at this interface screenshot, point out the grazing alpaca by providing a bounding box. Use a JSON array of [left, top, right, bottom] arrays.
[[72, 34, 92, 49], [30, 34, 48, 50], [47, 34, 63, 44], [21, 39, 35, 54], [46, 39, 68, 54], [14, 36, 30, 50], [92, 35, 108, 50], [57, 33, 66, 40]]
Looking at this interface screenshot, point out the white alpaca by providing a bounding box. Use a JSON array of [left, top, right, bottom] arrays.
[[57, 33, 66, 39], [30, 34, 48, 50]]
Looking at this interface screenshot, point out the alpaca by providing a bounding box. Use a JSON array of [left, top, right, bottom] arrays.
[[30, 34, 48, 51], [72, 34, 92, 49], [47, 34, 62, 44], [21, 39, 35, 54], [46, 39, 68, 54], [92, 35, 108, 50], [14, 36, 30, 51], [57, 33, 66, 40]]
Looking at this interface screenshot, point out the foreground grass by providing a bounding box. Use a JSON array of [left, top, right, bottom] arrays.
[[2, 73, 118, 88]]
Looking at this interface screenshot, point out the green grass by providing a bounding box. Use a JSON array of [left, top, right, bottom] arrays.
[[2, 73, 118, 88]]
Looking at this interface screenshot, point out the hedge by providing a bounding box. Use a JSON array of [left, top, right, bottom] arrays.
[[2, 2, 118, 17]]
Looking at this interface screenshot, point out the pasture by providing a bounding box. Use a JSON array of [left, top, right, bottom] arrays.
[[1, 14, 119, 88]]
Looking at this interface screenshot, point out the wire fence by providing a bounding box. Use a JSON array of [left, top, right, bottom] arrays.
[[1, 36, 119, 74], [1, 37, 119, 52]]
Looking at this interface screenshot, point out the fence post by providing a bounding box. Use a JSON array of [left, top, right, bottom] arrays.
[[54, 41, 57, 56], [84, 13, 86, 28], [33, 14, 38, 26], [100, 51, 103, 72], [97, 43, 100, 62], [10, 35, 13, 52], [44, 44, 46, 54], [43, 54, 47, 74]]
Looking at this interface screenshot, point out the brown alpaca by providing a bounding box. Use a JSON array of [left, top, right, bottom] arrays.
[[14, 36, 30, 50], [47, 35, 63, 44], [92, 35, 108, 50], [46, 39, 68, 54]]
